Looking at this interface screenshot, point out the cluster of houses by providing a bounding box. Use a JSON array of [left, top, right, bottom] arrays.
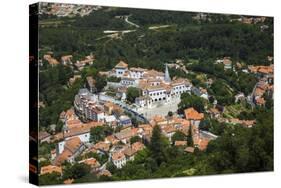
[[100, 60, 194, 108], [73, 88, 132, 128], [215, 57, 233, 70], [39, 104, 219, 182], [38, 56, 273, 183], [39, 2, 101, 17], [247, 64, 273, 106], [41, 52, 95, 71]]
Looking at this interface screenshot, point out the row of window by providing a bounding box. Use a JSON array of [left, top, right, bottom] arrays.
[[174, 85, 185, 90], [149, 91, 166, 96]]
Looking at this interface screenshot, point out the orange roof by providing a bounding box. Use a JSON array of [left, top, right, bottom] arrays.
[[115, 60, 128, 68], [79, 157, 100, 168], [98, 170, 112, 177], [248, 65, 273, 74], [63, 121, 103, 138], [184, 108, 204, 120], [40, 165, 62, 175], [65, 109, 75, 119], [150, 115, 166, 125], [112, 151, 125, 161], [184, 147, 195, 153], [254, 87, 265, 96], [105, 135, 119, 145], [256, 97, 266, 105], [175, 141, 187, 146], [162, 125, 176, 133], [61, 55, 73, 61], [54, 149, 72, 166], [64, 137, 82, 153], [93, 141, 110, 152], [132, 142, 144, 152], [193, 137, 209, 150], [66, 119, 82, 128], [63, 179, 74, 184]]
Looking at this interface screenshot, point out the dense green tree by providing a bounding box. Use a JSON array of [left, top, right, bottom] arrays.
[[130, 136, 142, 144], [149, 125, 169, 166], [171, 131, 186, 144], [63, 163, 91, 180], [95, 75, 107, 92], [90, 125, 113, 143], [90, 126, 105, 143], [178, 93, 205, 113], [126, 87, 141, 103], [187, 125, 194, 147], [39, 172, 61, 185]]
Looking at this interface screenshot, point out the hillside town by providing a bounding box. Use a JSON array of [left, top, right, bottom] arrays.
[[35, 3, 273, 185], [38, 56, 273, 183]]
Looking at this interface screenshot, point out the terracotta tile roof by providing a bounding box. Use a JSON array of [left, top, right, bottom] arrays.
[[79, 157, 100, 168], [40, 165, 62, 175], [248, 65, 273, 74], [193, 137, 209, 150], [63, 121, 103, 138], [112, 151, 125, 161], [115, 60, 128, 68], [184, 108, 204, 120], [63, 179, 74, 184], [162, 125, 176, 133], [65, 137, 83, 153], [175, 141, 187, 146], [209, 108, 220, 114], [150, 115, 166, 125], [138, 124, 153, 134], [130, 67, 147, 72], [256, 97, 266, 105], [105, 135, 119, 145], [61, 55, 73, 61], [254, 87, 265, 96], [124, 147, 135, 157], [66, 119, 82, 129], [143, 69, 164, 78], [65, 109, 75, 119], [55, 149, 72, 165], [132, 142, 144, 152], [93, 141, 110, 152], [184, 147, 195, 153], [43, 54, 60, 65], [114, 128, 138, 140], [98, 170, 112, 177]]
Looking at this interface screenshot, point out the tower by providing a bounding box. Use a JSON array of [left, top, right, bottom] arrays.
[[164, 63, 171, 83]]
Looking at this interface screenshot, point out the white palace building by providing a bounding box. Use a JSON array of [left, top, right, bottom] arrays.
[[102, 60, 193, 108]]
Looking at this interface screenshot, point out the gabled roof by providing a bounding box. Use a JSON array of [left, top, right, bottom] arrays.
[[64, 137, 83, 153], [115, 60, 128, 68], [184, 108, 204, 120], [112, 151, 125, 161], [93, 141, 110, 152], [79, 157, 100, 168], [40, 165, 62, 175]]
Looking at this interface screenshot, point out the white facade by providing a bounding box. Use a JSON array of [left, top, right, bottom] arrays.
[[57, 133, 90, 154], [120, 77, 138, 86], [145, 88, 168, 102], [112, 156, 126, 168], [130, 70, 145, 79], [115, 67, 127, 77]]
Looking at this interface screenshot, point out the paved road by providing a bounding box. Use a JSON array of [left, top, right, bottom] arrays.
[[124, 16, 140, 28]]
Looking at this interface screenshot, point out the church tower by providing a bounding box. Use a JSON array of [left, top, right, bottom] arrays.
[[164, 63, 171, 83]]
